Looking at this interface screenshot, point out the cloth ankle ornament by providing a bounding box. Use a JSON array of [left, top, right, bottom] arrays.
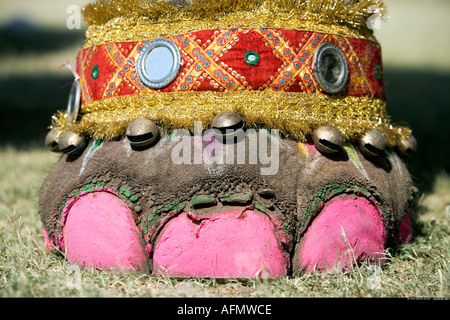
[[50, 0, 411, 146], [40, 0, 418, 277]]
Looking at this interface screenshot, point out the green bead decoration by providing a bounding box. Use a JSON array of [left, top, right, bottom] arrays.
[[91, 65, 100, 80], [374, 65, 382, 80], [244, 51, 260, 67]]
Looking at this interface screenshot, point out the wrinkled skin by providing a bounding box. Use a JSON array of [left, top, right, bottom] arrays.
[[39, 129, 416, 277]]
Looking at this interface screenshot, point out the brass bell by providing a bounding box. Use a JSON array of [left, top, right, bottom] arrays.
[[211, 111, 245, 143], [126, 118, 159, 148], [397, 135, 417, 157], [312, 126, 344, 154], [359, 129, 386, 157], [45, 129, 62, 152], [58, 130, 88, 156]]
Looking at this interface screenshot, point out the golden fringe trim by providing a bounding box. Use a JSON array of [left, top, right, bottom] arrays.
[[51, 91, 410, 147], [82, 0, 386, 46], [83, 0, 386, 29], [84, 9, 379, 47]]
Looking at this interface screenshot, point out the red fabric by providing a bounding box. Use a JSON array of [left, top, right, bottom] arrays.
[[77, 29, 385, 104], [218, 30, 284, 90]]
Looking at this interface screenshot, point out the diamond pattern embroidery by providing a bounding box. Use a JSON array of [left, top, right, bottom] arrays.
[[77, 28, 384, 103], [172, 29, 247, 92]]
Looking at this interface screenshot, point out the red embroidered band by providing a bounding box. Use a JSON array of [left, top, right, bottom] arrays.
[[77, 28, 385, 105]]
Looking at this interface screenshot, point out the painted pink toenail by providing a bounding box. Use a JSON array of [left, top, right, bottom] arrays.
[[299, 195, 386, 273], [63, 191, 149, 272], [153, 209, 288, 278]]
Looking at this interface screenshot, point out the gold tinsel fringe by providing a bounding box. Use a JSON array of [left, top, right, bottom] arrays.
[[83, 0, 386, 28], [51, 91, 410, 147], [82, 0, 386, 45]]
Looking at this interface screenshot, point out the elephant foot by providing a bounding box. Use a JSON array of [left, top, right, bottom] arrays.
[[40, 131, 416, 277]]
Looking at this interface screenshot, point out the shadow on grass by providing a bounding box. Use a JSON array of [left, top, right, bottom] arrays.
[[0, 68, 449, 192]]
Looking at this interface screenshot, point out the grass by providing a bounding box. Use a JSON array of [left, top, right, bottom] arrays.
[[0, 0, 449, 298], [0, 147, 448, 298]]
